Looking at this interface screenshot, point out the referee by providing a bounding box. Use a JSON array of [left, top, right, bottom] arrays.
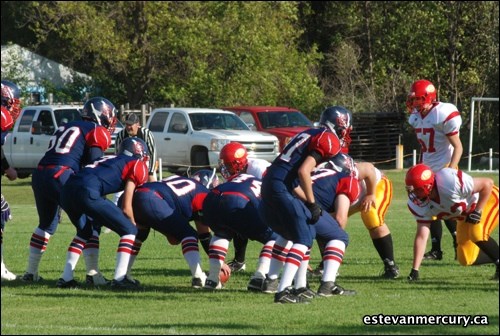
[[115, 113, 157, 182]]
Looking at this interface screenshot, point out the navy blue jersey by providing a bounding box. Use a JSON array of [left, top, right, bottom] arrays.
[[266, 128, 341, 185], [38, 121, 111, 172], [310, 168, 360, 212], [75, 154, 148, 195], [138, 175, 209, 219], [211, 173, 262, 209]]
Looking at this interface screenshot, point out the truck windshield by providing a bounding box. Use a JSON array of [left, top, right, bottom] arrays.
[[258, 111, 312, 129], [55, 108, 83, 126], [190, 113, 249, 131]]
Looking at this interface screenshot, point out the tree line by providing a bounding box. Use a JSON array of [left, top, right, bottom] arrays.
[[1, 1, 498, 152]]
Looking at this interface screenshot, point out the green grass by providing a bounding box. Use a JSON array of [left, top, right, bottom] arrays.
[[1, 170, 499, 335]]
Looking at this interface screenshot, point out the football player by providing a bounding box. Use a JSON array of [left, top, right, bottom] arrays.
[[405, 164, 499, 281], [22, 97, 116, 285], [124, 174, 210, 288], [1, 80, 21, 281], [316, 153, 400, 279], [259, 108, 341, 304], [201, 142, 279, 290], [407, 79, 462, 261], [57, 137, 148, 289]]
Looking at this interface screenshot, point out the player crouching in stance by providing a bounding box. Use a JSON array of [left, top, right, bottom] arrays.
[[405, 164, 499, 281], [124, 173, 211, 288], [201, 142, 279, 290], [57, 137, 149, 289]]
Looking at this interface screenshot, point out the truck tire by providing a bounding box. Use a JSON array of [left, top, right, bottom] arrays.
[[191, 147, 210, 171]]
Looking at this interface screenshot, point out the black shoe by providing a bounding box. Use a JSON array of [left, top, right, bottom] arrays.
[[56, 278, 79, 289], [317, 281, 356, 297], [85, 273, 110, 286], [191, 276, 205, 289], [21, 272, 43, 282], [294, 287, 316, 300], [110, 277, 141, 290], [274, 287, 310, 304], [203, 279, 222, 290], [423, 250, 443, 260], [492, 264, 499, 281], [227, 259, 246, 272], [381, 259, 400, 279], [247, 277, 265, 291], [262, 275, 279, 294]]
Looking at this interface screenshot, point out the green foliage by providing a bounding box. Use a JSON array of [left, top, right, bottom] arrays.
[[1, 171, 498, 335]]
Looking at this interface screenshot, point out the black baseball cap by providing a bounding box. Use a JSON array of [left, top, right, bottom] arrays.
[[125, 113, 140, 125]]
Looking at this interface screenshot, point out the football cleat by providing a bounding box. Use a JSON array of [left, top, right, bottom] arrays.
[[317, 281, 356, 297], [203, 279, 222, 290], [1, 264, 16, 281], [274, 287, 310, 304], [20, 272, 43, 282], [247, 277, 265, 292], [262, 275, 279, 294], [85, 273, 110, 286], [227, 259, 246, 272], [191, 276, 206, 289], [381, 259, 400, 279], [110, 277, 141, 290], [423, 250, 443, 260], [56, 278, 80, 289], [294, 287, 317, 300]]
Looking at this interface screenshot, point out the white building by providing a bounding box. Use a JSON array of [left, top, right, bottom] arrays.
[[1, 43, 91, 104]]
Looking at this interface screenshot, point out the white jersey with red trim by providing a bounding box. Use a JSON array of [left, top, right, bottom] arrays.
[[408, 102, 462, 171], [247, 158, 271, 179], [407, 168, 478, 222]]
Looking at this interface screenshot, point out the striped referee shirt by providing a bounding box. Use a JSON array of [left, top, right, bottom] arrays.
[[115, 127, 157, 175]]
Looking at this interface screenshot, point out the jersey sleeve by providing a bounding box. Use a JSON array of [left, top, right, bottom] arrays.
[[309, 131, 341, 159], [85, 125, 112, 151], [123, 160, 149, 186], [1, 106, 14, 132], [336, 176, 361, 203], [439, 103, 462, 136]]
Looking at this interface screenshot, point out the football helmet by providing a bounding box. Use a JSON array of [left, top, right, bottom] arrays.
[[190, 168, 220, 189], [319, 106, 353, 150], [118, 137, 150, 167], [405, 164, 435, 206], [81, 97, 118, 134], [324, 153, 357, 176], [1, 80, 21, 122], [406, 79, 437, 114], [219, 142, 248, 180]]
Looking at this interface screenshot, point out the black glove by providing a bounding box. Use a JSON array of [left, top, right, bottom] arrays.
[[305, 202, 322, 224], [466, 210, 482, 224], [407, 268, 419, 281]]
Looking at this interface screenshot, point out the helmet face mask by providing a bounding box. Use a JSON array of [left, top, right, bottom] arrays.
[[190, 168, 220, 189], [319, 106, 353, 150], [405, 164, 435, 207], [82, 97, 117, 134], [406, 79, 437, 114], [219, 142, 248, 180]]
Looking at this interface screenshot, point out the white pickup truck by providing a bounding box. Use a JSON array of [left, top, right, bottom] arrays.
[[146, 107, 280, 173], [3, 104, 121, 178]]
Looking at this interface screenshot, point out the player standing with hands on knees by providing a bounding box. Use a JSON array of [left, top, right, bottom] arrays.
[[259, 108, 341, 304], [407, 79, 462, 261], [405, 164, 499, 281]]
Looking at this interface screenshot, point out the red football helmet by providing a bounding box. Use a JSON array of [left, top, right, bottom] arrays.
[[1, 80, 22, 122], [406, 79, 437, 114], [405, 164, 435, 206], [219, 142, 248, 180]]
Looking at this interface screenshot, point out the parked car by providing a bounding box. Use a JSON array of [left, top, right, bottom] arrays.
[[146, 107, 279, 173], [3, 104, 122, 178], [223, 106, 313, 152]]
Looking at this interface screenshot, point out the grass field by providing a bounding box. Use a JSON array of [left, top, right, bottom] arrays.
[[1, 170, 499, 335]]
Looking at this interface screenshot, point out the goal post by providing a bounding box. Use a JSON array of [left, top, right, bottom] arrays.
[[467, 97, 499, 171]]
